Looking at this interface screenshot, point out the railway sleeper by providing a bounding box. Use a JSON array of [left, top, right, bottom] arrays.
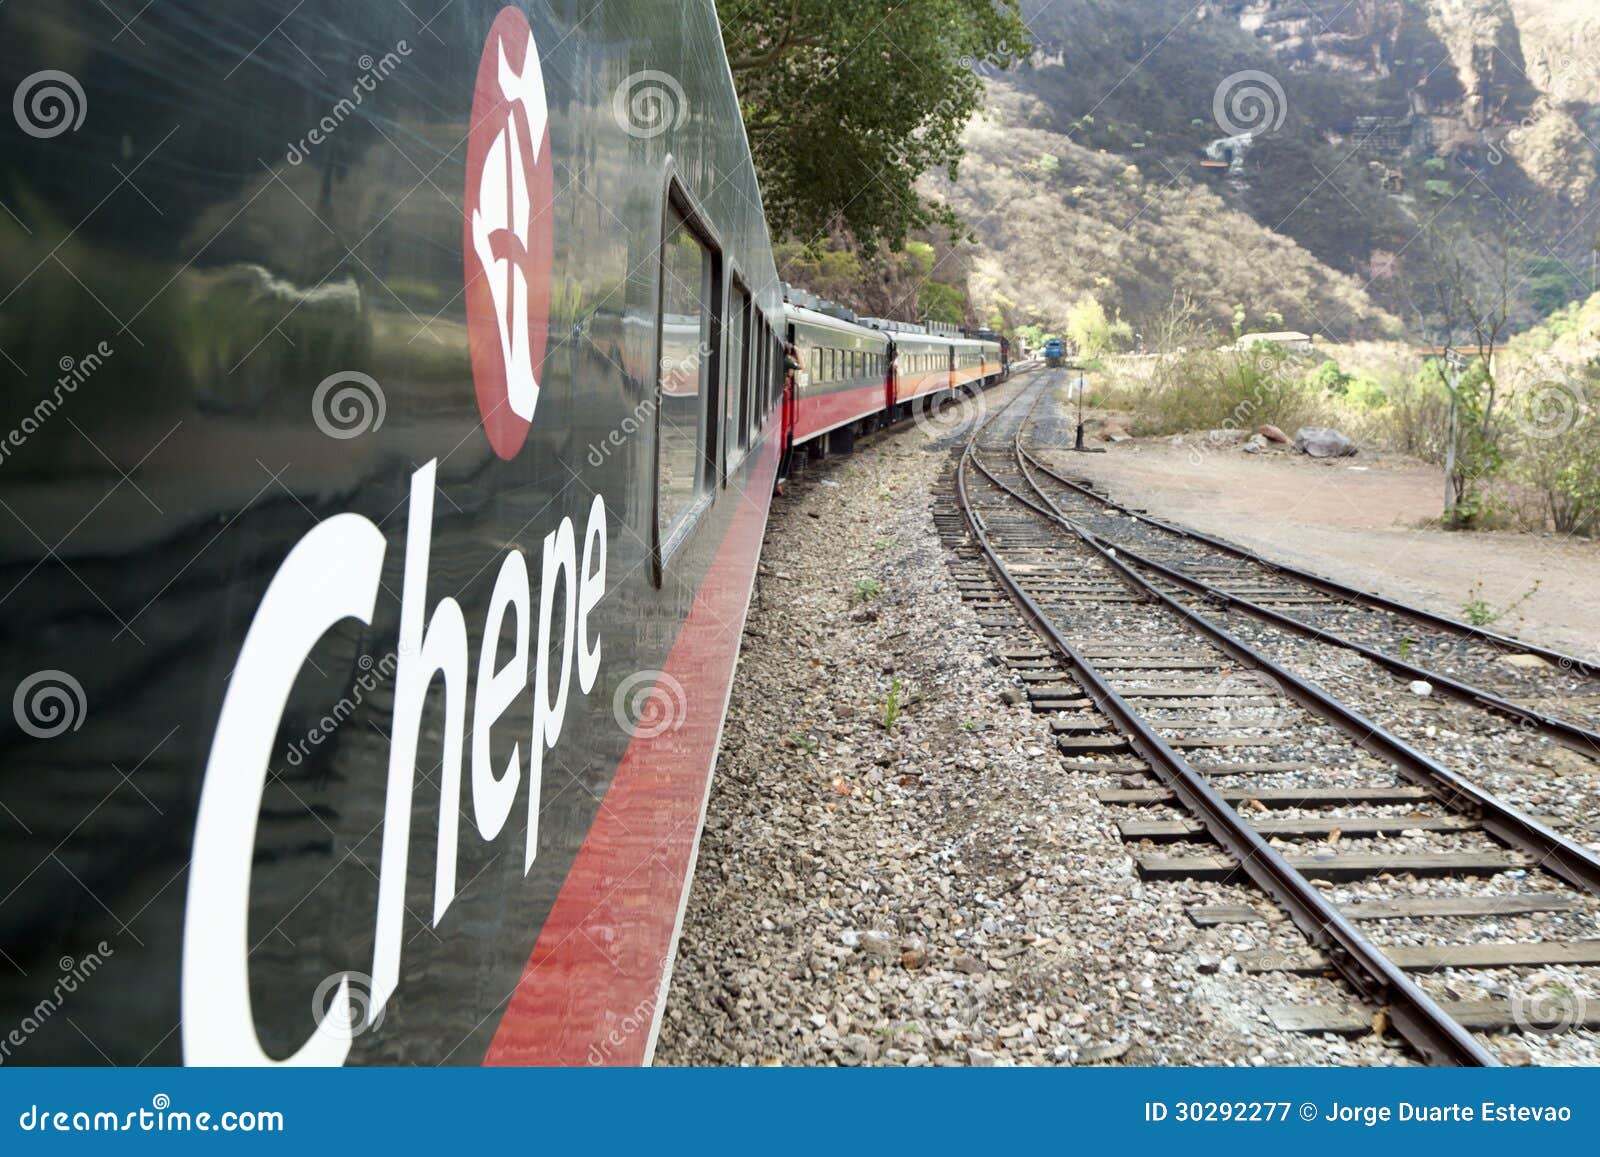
[[1265, 999, 1600, 1037], [1118, 814, 1492, 843], [1242, 939, 1600, 975], [1137, 850, 1528, 882], [1188, 893, 1581, 926]]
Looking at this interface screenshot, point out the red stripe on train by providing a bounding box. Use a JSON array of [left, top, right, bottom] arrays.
[[792, 381, 884, 442], [482, 430, 780, 1066]]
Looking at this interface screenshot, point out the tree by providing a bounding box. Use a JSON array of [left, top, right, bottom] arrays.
[[919, 280, 966, 324], [1065, 293, 1132, 361], [720, 0, 1029, 254], [1404, 220, 1521, 526]]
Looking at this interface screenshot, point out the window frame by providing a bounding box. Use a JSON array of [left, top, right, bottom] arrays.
[[650, 166, 724, 586], [721, 266, 753, 481]]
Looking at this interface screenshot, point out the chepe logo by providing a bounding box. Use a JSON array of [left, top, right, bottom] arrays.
[[464, 6, 555, 459]]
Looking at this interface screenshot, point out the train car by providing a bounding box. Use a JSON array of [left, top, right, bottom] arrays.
[[0, 0, 785, 1067], [1044, 337, 1066, 366], [886, 328, 954, 410], [784, 303, 891, 449], [951, 336, 1001, 390]]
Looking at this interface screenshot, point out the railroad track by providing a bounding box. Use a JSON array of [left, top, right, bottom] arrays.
[[935, 371, 1600, 1067], [1017, 382, 1600, 752]]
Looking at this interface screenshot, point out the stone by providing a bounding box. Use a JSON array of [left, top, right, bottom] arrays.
[[1501, 653, 1552, 670], [1293, 426, 1357, 458], [1242, 434, 1267, 454], [1258, 424, 1290, 444]]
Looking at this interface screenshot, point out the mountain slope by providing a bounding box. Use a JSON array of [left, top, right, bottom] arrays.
[[944, 0, 1600, 338]]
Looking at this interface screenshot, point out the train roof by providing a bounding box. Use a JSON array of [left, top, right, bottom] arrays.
[[783, 302, 891, 342]]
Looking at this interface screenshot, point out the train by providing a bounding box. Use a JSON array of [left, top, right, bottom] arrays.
[[0, 0, 1006, 1066], [781, 295, 1007, 464], [1043, 337, 1066, 367]]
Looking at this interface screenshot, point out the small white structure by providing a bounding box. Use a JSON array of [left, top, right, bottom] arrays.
[[1233, 331, 1314, 354]]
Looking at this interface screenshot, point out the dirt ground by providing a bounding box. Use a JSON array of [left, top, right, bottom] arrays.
[[1042, 419, 1600, 661]]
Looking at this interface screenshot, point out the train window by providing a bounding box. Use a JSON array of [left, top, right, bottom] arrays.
[[656, 206, 715, 546], [725, 279, 750, 470], [809, 347, 820, 384]]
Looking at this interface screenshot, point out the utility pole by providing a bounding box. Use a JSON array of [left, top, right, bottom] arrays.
[[1439, 348, 1464, 525]]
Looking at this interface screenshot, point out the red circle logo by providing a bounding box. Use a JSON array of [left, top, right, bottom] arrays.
[[464, 7, 555, 460]]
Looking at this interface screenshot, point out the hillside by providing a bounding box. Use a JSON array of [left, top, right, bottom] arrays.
[[937, 0, 1600, 339]]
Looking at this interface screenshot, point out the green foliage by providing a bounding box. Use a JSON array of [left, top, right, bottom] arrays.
[[1437, 359, 1505, 528], [1306, 358, 1351, 394], [1523, 255, 1582, 317], [1126, 347, 1328, 436], [720, 0, 1030, 253], [919, 280, 967, 325], [1422, 156, 1447, 174], [1511, 381, 1600, 536], [882, 677, 904, 733], [1423, 179, 1456, 198], [1037, 152, 1060, 175], [1461, 581, 1540, 626], [1065, 294, 1132, 360], [1345, 375, 1389, 410], [771, 242, 863, 302], [853, 578, 883, 602]]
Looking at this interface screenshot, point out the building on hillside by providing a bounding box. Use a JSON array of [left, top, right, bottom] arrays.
[[1232, 331, 1315, 354]]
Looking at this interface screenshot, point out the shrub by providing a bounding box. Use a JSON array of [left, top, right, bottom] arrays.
[[1129, 347, 1327, 435], [1510, 389, 1600, 536]]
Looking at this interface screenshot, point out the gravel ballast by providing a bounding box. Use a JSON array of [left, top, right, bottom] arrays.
[[655, 382, 1387, 1067]]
